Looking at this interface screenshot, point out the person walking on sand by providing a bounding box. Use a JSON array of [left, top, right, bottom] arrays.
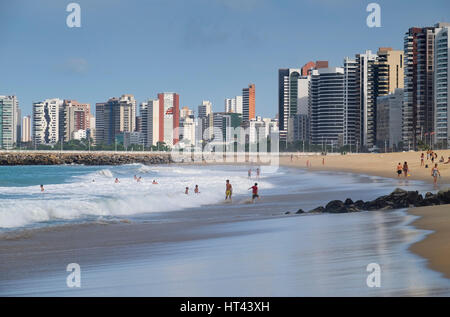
[[225, 180, 232, 201], [403, 162, 409, 178], [194, 185, 200, 194], [431, 163, 441, 186], [421, 153, 425, 167], [249, 183, 260, 203], [396, 163, 403, 177]]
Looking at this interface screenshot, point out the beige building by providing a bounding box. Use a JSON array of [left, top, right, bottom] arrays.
[[119, 94, 137, 133], [21, 115, 31, 143], [61, 100, 91, 141], [376, 47, 404, 96]]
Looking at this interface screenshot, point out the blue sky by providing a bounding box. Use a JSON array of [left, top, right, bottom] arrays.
[[1, 0, 449, 118]]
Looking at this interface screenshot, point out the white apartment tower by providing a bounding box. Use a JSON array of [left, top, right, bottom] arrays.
[[434, 24, 450, 147], [33, 98, 63, 145]]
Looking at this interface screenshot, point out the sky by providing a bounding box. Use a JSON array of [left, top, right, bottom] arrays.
[[1, 0, 450, 118]]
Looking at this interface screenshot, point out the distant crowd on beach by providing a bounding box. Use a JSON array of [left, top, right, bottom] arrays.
[[39, 168, 262, 204], [396, 149, 448, 187]]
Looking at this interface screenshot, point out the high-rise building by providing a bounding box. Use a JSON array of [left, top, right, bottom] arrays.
[[242, 84, 255, 122], [434, 24, 450, 147], [301, 61, 329, 76], [355, 50, 379, 148], [158, 92, 180, 146], [225, 96, 243, 114], [198, 100, 213, 141], [21, 115, 31, 143], [119, 94, 137, 133], [33, 98, 63, 145], [95, 98, 119, 145], [343, 57, 359, 147], [309, 67, 345, 147], [140, 99, 160, 147], [376, 47, 404, 96], [402, 23, 448, 149], [278, 69, 301, 142], [95, 95, 137, 145], [0, 95, 18, 149], [61, 99, 91, 141], [376, 89, 404, 150]]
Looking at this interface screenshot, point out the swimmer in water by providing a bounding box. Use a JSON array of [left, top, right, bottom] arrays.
[[194, 185, 200, 194], [40, 184, 44, 192], [185, 187, 189, 194], [225, 180, 232, 201], [115, 178, 120, 183], [152, 180, 158, 184]]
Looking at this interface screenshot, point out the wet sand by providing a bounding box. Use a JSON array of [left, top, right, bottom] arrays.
[[280, 151, 450, 282], [409, 205, 450, 280]]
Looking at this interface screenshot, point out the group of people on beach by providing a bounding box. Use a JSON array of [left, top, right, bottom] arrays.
[[396, 150, 445, 186]]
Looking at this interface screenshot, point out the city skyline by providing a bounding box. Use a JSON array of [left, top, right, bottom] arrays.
[[1, 0, 449, 118]]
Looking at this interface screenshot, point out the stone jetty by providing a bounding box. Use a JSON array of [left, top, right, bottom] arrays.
[[0, 152, 172, 166], [295, 188, 450, 214]]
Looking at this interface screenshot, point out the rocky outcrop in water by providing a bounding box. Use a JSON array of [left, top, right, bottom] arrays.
[[0, 152, 172, 166], [301, 188, 450, 214]]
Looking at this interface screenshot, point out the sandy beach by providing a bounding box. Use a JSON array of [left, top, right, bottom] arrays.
[[280, 150, 450, 184], [409, 205, 450, 280], [280, 150, 450, 281]]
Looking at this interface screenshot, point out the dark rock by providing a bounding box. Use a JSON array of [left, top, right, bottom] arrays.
[[344, 198, 354, 205], [285, 212, 291, 215], [325, 200, 348, 213], [354, 200, 365, 209], [309, 206, 325, 213], [296, 209, 305, 214], [437, 189, 450, 204]]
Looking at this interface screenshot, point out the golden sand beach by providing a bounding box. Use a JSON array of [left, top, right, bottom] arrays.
[[280, 150, 450, 279]]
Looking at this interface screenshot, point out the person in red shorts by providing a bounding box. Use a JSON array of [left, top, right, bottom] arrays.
[[249, 183, 260, 203]]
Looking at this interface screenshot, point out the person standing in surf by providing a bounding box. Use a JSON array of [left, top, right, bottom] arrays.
[[249, 183, 259, 203], [225, 180, 233, 201], [431, 163, 441, 186]]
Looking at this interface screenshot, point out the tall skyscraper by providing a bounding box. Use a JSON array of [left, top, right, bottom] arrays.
[[309, 67, 345, 147], [119, 94, 137, 133], [278, 69, 301, 142], [21, 115, 31, 143], [402, 23, 448, 149], [158, 92, 180, 146], [198, 100, 213, 141], [242, 84, 255, 122], [140, 99, 160, 147], [434, 23, 450, 147], [343, 57, 359, 147], [355, 50, 379, 148], [33, 98, 63, 145], [61, 99, 91, 141], [95, 95, 137, 145], [376, 47, 404, 96], [0, 95, 20, 149]]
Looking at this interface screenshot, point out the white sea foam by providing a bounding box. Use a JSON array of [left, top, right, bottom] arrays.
[[0, 164, 275, 229]]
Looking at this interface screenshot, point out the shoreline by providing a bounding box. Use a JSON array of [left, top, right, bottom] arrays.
[[278, 152, 450, 280], [408, 205, 450, 280]]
